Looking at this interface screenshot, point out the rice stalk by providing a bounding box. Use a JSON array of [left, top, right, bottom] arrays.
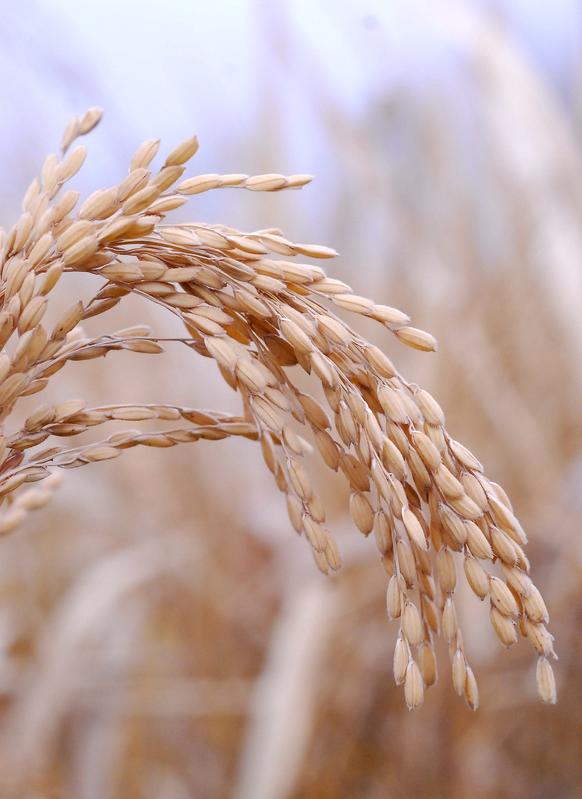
[[0, 108, 556, 709]]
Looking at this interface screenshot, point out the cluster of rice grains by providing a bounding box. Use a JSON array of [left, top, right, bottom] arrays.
[[0, 109, 556, 711]]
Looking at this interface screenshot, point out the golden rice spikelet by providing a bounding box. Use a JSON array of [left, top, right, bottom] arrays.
[[404, 660, 425, 710], [393, 636, 409, 686], [536, 657, 557, 704]]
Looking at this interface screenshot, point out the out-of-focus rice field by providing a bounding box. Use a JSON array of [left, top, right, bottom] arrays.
[[0, 2, 581, 797]]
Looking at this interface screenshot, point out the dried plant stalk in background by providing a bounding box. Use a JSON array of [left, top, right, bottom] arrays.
[[0, 109, 556, 710]]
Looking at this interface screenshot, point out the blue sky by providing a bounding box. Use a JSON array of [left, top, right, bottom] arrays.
[[1, 0, 581, 227]]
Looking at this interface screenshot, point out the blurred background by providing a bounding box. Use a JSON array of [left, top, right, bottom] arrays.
[[0, 0, 581, 796]]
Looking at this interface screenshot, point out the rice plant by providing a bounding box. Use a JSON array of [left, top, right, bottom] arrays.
[[0, 109, 556, 714]]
